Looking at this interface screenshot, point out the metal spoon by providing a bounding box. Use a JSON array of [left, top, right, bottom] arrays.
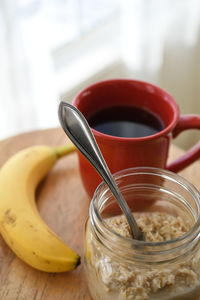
[[58, 101, 144, 241]]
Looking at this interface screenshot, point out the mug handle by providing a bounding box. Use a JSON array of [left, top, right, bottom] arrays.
[[167, 115, 200, 172]]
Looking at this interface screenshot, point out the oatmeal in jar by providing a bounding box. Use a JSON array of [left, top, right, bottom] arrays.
[[85, 212, 200, 300], [84, 168, 200, 300]]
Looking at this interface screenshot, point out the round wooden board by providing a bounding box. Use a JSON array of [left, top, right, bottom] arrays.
[[0, 128, 199, 300]]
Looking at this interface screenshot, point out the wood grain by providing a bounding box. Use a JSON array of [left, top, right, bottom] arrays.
[[0, 128, 199, 300]]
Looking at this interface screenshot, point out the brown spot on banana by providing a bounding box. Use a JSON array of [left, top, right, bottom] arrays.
[[45, 260, 51, 264], [3, 209, 17, 226]]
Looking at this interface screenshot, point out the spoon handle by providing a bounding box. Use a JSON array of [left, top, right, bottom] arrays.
[[58, 101, 143, 240]]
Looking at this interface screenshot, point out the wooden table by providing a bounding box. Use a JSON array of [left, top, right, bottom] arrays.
[[0, 128, 199, 300]]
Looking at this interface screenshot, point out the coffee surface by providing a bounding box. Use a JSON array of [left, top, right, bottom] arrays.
[[88, 105, 164, 138]]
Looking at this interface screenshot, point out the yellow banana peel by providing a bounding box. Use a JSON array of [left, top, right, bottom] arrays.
[[0, 144, 80, 272]]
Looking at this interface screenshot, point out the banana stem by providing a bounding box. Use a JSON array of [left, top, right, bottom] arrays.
[[55, 144, 76, 158]]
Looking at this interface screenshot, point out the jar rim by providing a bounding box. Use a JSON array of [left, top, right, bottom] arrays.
[[90, 167, 200, 253]]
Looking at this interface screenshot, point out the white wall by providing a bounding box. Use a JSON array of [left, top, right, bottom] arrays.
[[120, 0, 200, 150]]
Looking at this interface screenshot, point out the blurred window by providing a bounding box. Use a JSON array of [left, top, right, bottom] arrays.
[[0, 0, 120, 138]]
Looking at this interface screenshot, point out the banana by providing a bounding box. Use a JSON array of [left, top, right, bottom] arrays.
[[0, 144, 80, 272]]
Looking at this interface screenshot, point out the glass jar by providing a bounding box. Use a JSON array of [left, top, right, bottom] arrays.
[[84, 167, 200, 300]]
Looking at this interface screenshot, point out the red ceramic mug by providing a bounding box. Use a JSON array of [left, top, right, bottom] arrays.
[[73, 79, 200, 197]]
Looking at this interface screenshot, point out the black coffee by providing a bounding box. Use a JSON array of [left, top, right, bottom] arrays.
[[88, 106, 164, 138]]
